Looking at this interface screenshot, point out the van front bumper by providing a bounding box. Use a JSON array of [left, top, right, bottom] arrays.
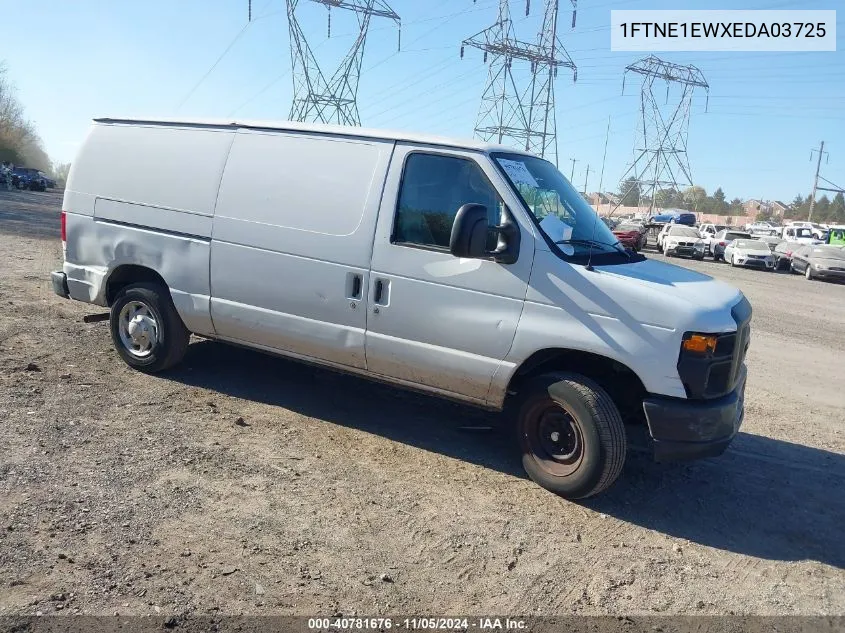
[[51, 270, 70, 299], [643, 366, 746, 461]]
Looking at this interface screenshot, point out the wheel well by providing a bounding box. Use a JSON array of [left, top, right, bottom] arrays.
[[105, 265, 168, 306], [507, 349, 647, 424]]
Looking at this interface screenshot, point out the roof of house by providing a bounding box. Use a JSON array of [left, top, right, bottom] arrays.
[[92, 117, 534, 156]]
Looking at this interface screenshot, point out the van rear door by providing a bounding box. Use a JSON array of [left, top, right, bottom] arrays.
[[365, 144, 535, 404]]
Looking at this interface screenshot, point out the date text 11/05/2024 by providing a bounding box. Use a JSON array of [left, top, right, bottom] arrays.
[[307, 617, 527, 630]]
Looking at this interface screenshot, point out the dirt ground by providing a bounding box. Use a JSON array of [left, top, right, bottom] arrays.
[[0, 190, 843, 618]]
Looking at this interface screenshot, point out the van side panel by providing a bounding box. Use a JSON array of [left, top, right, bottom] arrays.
[[61, 123, 235, 337], [66, 123, 234, 215], [210, 130, 393, 369]]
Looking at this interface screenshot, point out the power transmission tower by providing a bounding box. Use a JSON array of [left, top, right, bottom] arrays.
[[461, 0, 577, 166], [287, 0, 400, 126], [808, 141, 828, 221], [616, 56, 709, 215]]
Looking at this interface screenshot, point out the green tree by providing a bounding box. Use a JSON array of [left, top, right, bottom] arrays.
[[729, 198, 744, 214], [830, 193, 845, 224], [618, 177, 641, 206], [683, 186, 707, 210], [813, 195, 831, 222], [0, 62, 50, 171]]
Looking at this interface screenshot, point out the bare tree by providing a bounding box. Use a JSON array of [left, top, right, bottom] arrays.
[[0, 62, 51, 171]]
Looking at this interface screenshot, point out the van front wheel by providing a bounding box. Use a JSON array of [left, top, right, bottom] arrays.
[[516, 373, 626, 499], [109, 282, 189, 373]]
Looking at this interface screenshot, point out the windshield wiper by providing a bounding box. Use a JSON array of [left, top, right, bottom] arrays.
[[555, 238, 631, 259]]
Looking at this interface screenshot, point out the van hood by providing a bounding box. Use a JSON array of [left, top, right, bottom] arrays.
[[590, 257, 743, 332]]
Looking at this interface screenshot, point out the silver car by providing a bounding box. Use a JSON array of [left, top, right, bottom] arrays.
[[724, 239, 776, 270], [790, 245, 845, 281]]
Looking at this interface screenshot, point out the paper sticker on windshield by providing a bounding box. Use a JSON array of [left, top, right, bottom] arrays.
[[498, 159, 538, 188], [539, 213, 573, 248]]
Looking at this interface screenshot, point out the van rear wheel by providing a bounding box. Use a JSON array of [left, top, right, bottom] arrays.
[[516, 373, 626, 499], [109, 282, 189, 373]]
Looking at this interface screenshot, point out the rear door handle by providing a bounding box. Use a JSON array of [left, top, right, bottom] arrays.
[[347, 272, 363, 301]]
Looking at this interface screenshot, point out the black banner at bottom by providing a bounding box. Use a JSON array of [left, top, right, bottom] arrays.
[[0, 616, 843, 633]]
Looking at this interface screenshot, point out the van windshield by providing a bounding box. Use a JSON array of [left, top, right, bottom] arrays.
[[492, 152, 637, 264]]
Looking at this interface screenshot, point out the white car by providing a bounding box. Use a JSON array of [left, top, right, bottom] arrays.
[[723, 239, 776, 270], [781, 226, 823, 245], [746, 221, 779, 236], [662, 225, 706, 259], [698, 223, 726, 255]]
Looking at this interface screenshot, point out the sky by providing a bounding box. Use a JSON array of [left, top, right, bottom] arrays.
[[1, 0, 843, 203]]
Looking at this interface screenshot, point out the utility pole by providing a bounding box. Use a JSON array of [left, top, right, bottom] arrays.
[[569, 158, 579, 181], [809, 141, 827, 222], [583, 164, 592, 195]]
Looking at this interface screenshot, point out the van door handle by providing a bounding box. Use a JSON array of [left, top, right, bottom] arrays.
[[374, 279, 384, 303], [347, 272, 363, 301]]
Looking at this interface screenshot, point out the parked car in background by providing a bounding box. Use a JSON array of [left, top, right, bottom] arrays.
[[650, 210, 696, 226], [746, 221, 779, 236], [698, 223, 728, 255], [790, 244, 845, 281], [601, 216, 619, 230], [810, 223, 829, 241], [612, 221, 647, 251], [662, 225, 705, 259], [781, 225, 822, 245], [12, 167, 48, 191], [773, 240, 802, 271], [724, 239, 776, 270], [711, 229, 752, 261], [756, 235, 784, 253]]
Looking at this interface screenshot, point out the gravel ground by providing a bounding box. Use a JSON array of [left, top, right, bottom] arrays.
[[0, 190, 843, 618]]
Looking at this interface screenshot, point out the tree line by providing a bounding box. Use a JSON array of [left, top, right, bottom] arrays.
[[616, 178, 745, 215], [786, 192, 845, 224], [616, 177, 845, 225], [0, 62, 67, 180]]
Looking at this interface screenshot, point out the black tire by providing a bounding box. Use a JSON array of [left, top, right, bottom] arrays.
[[516, 373, 626, 499], [109, 282, 189, 373]]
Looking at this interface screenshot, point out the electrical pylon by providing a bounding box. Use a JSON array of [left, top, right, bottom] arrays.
[[461, 0, 577, 166], [287, 0, 400, 126], [617, 56, 709, 213]]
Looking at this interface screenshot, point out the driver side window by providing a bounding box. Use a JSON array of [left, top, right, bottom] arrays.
[[393, 153, 503, 250]]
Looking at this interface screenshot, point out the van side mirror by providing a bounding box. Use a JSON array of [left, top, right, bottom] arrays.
[[449, 203, 520, 264], [450, 204, 489, 259]]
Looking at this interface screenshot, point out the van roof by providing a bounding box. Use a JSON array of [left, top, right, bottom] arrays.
[[92, 117, 535, 157]]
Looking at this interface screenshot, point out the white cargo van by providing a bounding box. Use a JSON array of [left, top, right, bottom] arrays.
[[52, 118, 751, 499]]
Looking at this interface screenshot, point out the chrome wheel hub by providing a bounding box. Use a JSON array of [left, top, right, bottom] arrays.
[[118, 301, 159, 358]]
